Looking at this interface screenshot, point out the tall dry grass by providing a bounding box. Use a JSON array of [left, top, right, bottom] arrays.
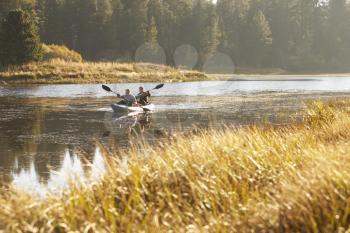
[[42, 44, 83, 62], [0, 60, 207, 84], [0, 100, 350, 232]]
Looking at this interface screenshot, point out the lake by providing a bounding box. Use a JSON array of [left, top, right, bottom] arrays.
[[0, 77, 349, 196]]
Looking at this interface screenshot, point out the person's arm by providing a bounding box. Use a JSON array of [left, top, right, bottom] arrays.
[[136, 93, 145, 99], [131, 95, 137, 103]]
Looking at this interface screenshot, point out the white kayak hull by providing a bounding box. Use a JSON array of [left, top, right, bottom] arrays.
[[111, 104, 155, 114]]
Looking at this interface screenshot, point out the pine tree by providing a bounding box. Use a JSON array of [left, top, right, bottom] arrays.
[[191, 0, 207, 67], [36, 0, 46, 36], [107, 0, 123, 56], [265, 0, 290, 68], [0, 0, 14, 21], [158, 0, 192, 65], [206, 4, 220, 56], [120, 0, 148, 53], [327, 0, 349, 64], [242, 7, 272, 66], [147, 0, 162, 23], [0, 9, 42, 66], [74, 0, 113, 60], [95, 0, 114, 58], [42, 0, 64, 44], [0, 0, 346, 71], [0, 0, 16, 32], [60, 0, 80, 49], [146, 16, 158, 45], [216, 0, 249, 65]]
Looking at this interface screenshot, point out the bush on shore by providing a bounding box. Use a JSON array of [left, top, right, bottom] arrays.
[[0, 9, 42, 67], [41, 44, 83, 62]]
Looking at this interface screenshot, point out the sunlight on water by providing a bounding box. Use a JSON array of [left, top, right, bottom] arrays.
[[90, 147, 107, 180], [12, 147, 107, 198], [1, 78, 350, 98]]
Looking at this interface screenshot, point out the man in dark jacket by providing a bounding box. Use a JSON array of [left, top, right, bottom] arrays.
[[136, 87, 151, 106]]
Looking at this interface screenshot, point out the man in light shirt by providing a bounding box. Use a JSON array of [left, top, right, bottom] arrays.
[[117, 89, 137, 106]]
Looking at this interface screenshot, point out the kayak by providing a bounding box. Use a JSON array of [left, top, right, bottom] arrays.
[[111, 104, 155, 114]]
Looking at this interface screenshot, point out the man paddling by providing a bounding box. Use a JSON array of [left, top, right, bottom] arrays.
[[136, 87, 151, 106], [117, 89, 137, 106]]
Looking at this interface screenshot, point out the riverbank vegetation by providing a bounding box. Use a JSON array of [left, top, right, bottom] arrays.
[[0, 59, 207, 84], [0, 9, 207, 84], [42, 44, 83, 63], [2, 0, 350, 73], [0, 100, 349, 232]]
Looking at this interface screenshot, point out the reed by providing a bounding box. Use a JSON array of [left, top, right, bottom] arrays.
[[0, 100, 349, 232]]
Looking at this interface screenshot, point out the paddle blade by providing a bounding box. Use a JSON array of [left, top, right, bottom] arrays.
[[154, 84, 164, 90], [143, 107, 151, 112], [102, 85, 112, 92]]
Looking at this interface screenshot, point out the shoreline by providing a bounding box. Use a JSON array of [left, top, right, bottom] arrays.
[[0, 60, 209, 85], [2, 73, 350, 86], [1, 61, 350, 85], [207, 73, 350, 82]]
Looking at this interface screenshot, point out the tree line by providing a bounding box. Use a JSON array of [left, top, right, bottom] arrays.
[[1, 0, 350, 72]]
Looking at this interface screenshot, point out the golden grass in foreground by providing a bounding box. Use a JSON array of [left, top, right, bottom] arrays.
[[0, 60, 208, 84], [1, 100, 350, 232]]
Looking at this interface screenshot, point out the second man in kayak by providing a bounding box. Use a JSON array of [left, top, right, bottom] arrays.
[[136, 87, 151, 106]]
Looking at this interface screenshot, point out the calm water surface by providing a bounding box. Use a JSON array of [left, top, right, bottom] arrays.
[[1, 77, 350, 98], [0, 77, 349, 196]]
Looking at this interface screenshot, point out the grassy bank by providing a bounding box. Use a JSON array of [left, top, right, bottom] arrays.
[[0, 60, 208, 84], [1, 100, 350, 232]]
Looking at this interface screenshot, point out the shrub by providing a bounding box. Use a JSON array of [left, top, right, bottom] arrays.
[[42, 44, 83, 62], [0, 10, 42, 66]]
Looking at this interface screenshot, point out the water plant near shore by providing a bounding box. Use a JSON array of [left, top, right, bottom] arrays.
[[0, 100, 349, 232]]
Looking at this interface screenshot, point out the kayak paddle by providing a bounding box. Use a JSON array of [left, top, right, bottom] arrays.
[[102, 84, 164, 112], [102, 85, 119, 96], [103, 84, 164, 95], [151, 83, 164, 90], [140, 83, 164, 96]]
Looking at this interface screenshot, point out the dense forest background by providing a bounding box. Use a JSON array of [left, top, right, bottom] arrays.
[[1, 0, 350, 72]]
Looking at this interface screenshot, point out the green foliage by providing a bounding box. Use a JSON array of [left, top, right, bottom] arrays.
[[2, 0, 350, 72], [191, 0, 220, 67], [41, 44, 83, 62], [121, 0, 148, 52], [146, 16, 158, 45], [242, 8, 272, 66], [0, 9, 42, 67]]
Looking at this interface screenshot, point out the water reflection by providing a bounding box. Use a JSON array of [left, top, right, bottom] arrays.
[[105, 112, 152, 136], [1, 92, 349, 195], [12, 147, 107, 197]]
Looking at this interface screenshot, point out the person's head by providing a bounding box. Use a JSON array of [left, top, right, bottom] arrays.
[[125, 89, 130, 95], [139, 87, 144, 93]]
